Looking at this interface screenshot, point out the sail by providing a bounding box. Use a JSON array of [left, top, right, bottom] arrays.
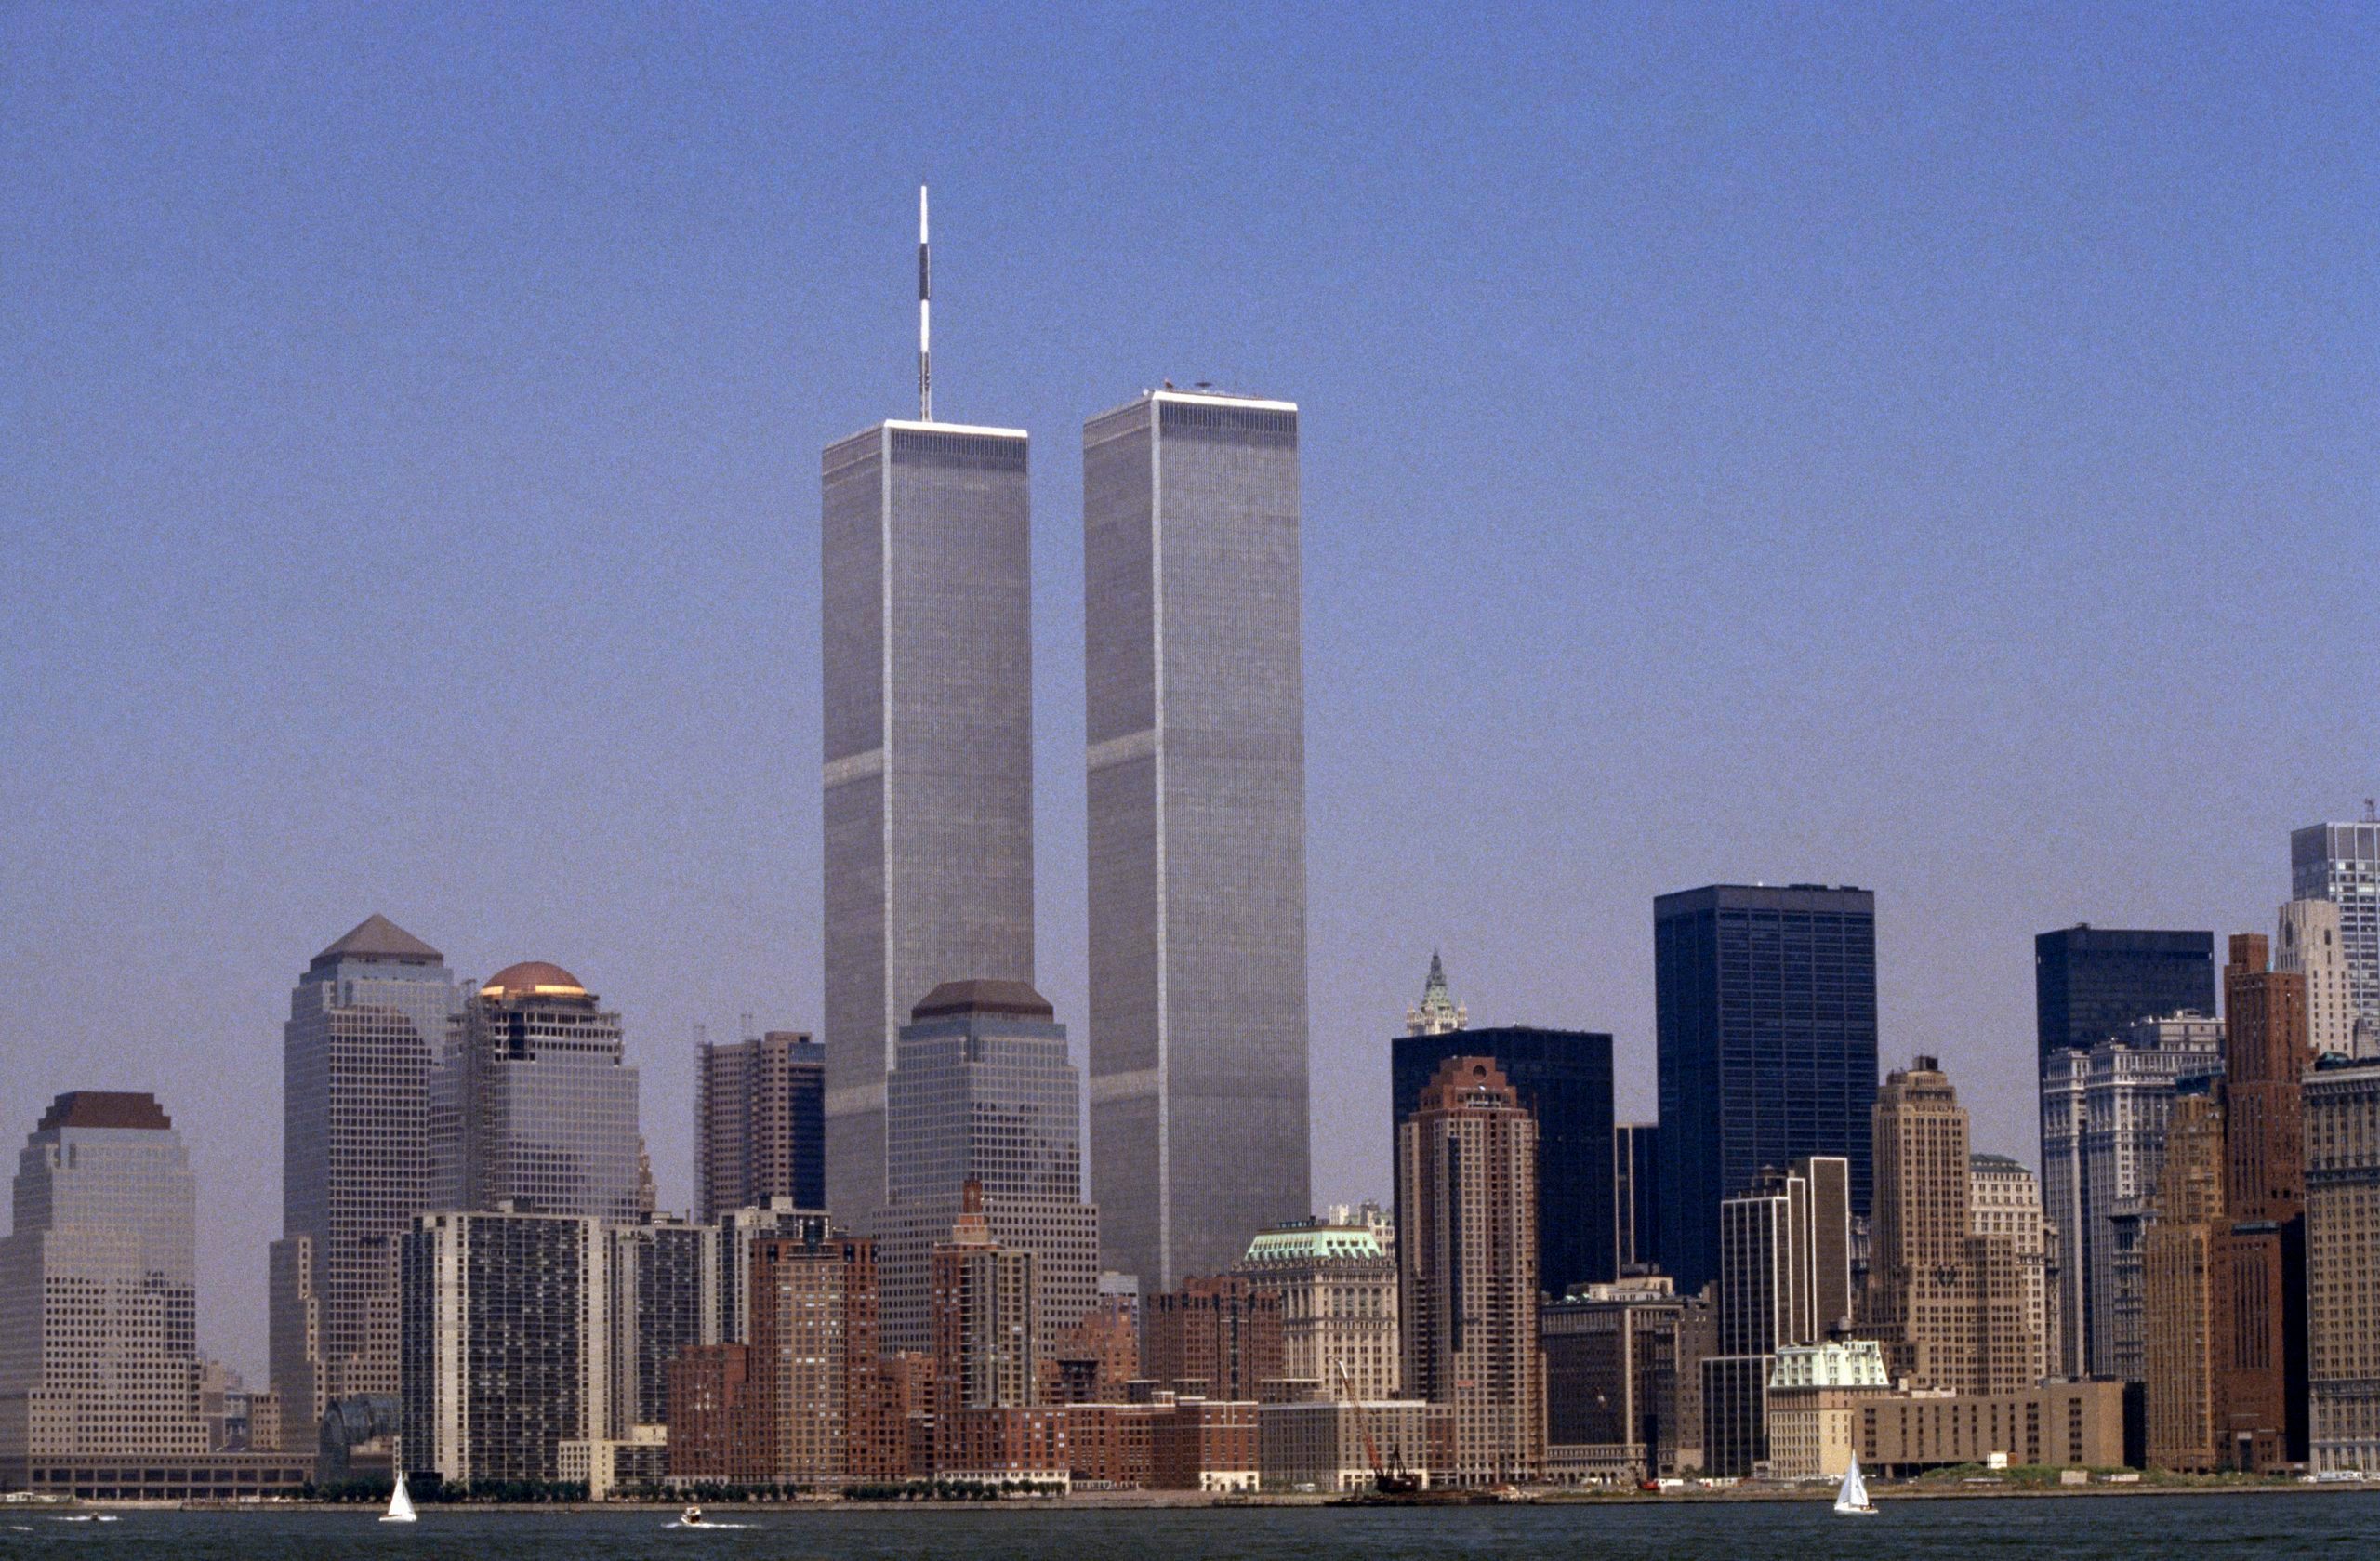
[[386, 1473, 416, 1521], [1835, 1455, 1869, 1512]]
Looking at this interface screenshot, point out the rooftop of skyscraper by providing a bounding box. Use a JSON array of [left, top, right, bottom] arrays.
[[1239, 1224, 1387, 1266], [911, 978, 1053, 1021], [309, 912, 443, 971], [477, 960, 590, 1002], [37, 1091, 172, 1132]]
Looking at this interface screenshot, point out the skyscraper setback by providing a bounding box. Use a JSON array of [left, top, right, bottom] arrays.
[[1861, 1060, 2033, 1396], [1084, 387, 1310, 1292], [2038, 1011, 2224, 1381], [1656, 884, 1878, 1295], [1397, 1057, 1543, 1486], [821, 409, 1035, 1231], [2144, 1086, 2226, 1470], [271, 914, 457, 1425], [2278, 897, 2368, 1060]]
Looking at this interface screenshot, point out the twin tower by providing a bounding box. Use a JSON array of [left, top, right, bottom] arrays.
[[819, 383, 1310, 1293]]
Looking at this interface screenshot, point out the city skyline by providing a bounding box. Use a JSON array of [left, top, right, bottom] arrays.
[[4, 7, 2373, 1377]]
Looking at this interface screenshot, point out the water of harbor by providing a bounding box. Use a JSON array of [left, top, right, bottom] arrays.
[[3, 1492, 2376, 1559]]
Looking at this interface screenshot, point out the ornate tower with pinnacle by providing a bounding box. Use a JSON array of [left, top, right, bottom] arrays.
[[1407, 953, 1469, 1037]]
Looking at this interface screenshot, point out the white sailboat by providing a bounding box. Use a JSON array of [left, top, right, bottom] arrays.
[[379, 1472, 417, 1524], [1834, 1453, 1876, 1515]]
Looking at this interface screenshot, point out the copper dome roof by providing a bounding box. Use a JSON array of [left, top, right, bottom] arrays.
[[478, 960, 589, 1001]]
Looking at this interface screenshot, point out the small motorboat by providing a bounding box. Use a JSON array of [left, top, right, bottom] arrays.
[[681, 1504, 705, 1527], [379, 1472, 417, 1524]]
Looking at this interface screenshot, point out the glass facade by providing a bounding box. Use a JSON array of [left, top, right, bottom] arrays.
[[1085, 390, 1309, 1293], [870, 981, 1097, 1352], [0, 1093, 205, 1462], [1394, 1026, 1617, 1297], [1615, 1121, 1660, 1272], [277, 915, 457, 1417], [2033, 925, 2216, 1067], [1656, 884, 1878, 1297], [821, 421, 1037, 1234], [429, 963, 642, 1223]]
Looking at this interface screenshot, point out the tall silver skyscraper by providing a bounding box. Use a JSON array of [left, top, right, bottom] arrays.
[[2294, 820, 2380, 1046], [271, 914, 457, 1426], [821, 416, 1035, 1228], [1083, 387, 1310, 1292], [429, 960, 643, 1223]]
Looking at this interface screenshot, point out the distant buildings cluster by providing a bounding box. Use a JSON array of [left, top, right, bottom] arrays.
[[4, 309, 2377, 1500]]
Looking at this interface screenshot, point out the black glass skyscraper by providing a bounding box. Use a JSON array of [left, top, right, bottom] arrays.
[[2033, 925, 2216, 1068], [1393, 1025, 1616, 1297], [1655, 885, 1878, 1297]]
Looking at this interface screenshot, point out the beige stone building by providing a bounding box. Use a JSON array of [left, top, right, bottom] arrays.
[[1764, 1340, 1892, 1478], [1856, 1381, 2126, 1474], [0, 1094, 206, 1475], [2280, 898, 2366, 1061], [1862, 1059, 2036, 1394], [1236, 1221, 1399, 1399], [1969, 1154, 2057, 1385], [2306, 1056, 2380, 1473]]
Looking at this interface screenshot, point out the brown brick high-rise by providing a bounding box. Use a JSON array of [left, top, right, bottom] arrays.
[[1398, 1056, 1544, 1486], [2213, 933, 2311, 1471], [750, 1232, 887, 1483], [1141, 1277, 1284, 1402], [695, 1030, 825, 1223]]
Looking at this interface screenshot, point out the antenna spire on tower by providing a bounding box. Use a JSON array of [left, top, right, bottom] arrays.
[[918, 184, 932, 421]]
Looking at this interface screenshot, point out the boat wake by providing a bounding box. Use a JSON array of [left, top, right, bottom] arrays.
[[668, 1519, 755, 1529]]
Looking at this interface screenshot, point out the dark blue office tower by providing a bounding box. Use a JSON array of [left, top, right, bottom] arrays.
[[1655, 884, 1878, 1296], [2033, 925, 2216, 1068]]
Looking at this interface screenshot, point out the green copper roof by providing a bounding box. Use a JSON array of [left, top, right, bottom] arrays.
[[1242, 1225, 1387, 1264]]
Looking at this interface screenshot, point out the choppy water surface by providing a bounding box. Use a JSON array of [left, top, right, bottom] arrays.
[[0, 1494, 2374, 1560]]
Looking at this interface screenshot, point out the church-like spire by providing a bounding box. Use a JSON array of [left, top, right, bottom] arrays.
[[1407, 951, 1470, 1037]]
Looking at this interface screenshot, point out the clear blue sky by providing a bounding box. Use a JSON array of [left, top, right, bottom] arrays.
[[4, 3, 2373, 1374]]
